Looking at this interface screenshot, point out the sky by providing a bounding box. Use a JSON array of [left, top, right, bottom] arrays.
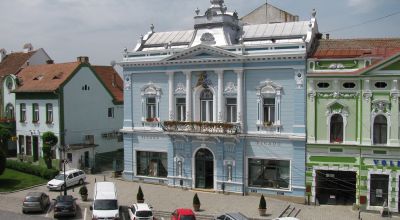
[[1, 0, 400, 66]]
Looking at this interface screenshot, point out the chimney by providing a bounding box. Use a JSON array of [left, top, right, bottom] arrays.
[[77, 56, 89, 63], [0, 48, 6, 62], [23, 43, 33, 53], [46, 60, 54, 64], [325, 33, 330, 40]]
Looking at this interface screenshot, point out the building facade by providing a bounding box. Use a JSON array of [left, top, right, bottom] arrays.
[[121, 0, 318, 198], [306, 39, 400, 211], [14, 57, 123, 169]]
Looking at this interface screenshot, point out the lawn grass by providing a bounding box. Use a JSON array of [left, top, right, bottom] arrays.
[[0, 168, 47, 192]]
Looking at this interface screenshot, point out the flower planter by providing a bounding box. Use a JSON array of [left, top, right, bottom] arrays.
[[258, 208, 266, 216], [193, 204, 200, 211], [81, 194, 88, 201]]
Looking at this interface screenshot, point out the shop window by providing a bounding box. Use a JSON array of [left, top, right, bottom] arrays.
[[248, 158, 290, 189], [226, 98, 237, 123], [370, 174, 389, 206], [137, 151, 167, 177], [373, 115, 387, 144], [176, 98, 186, 121], [200, 89, 213, 122], [330, 114, 343, 143]]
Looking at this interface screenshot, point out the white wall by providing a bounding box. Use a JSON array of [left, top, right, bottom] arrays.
[[63, 66, 123, 154], [27, 48, 51, 66]]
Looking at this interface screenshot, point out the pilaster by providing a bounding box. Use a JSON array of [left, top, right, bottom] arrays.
[[184, 71, 192, 121], [390, 80, 399, 144], [167, 72, 175, 120], [235, 69, 244, 125], [216, 70, 224, 122]]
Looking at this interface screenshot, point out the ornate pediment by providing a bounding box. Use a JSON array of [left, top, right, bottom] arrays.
[[141, 81, 161, 96], [162, 44, 242, 62], [175, 82, 186, 95]]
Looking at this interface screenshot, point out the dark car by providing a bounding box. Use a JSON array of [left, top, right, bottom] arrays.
[[214, 213, 248, 220], [53, 195, 77, 218], [22, 192, 50, 213]]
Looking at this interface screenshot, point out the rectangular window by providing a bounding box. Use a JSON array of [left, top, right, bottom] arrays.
[[263, 98, 275, 124], [20, 103, 26, 122], [248, 158, 290, 189], [32, 103, 39, 122], [46, 103, 53, 123], [370, 174, 389, 206], [226, 98, 237, 123], [137, 151, 167, 177], [146, 98, 156, 120], [176, 98, 186, 121], [108, 107, 114, 118]]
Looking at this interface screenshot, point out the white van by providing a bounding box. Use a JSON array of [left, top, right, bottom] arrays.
[[90, 182, 119, 219]]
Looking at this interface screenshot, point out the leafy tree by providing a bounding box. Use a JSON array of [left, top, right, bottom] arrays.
[[42, 132, 58, 169], [0, 127, 11, 154], [0, 149, 5, 175]]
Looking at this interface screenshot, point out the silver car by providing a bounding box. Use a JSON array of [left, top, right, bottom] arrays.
[[22, 192, 50, 213]]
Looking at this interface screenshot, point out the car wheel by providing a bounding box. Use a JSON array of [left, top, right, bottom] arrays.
[[61, 185, 65, 191], [78, 179, 84, 185], [22, 210, 26, 214]]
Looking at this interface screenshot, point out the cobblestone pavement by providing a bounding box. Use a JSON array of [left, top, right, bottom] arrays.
[[0, 173, 398, 220]]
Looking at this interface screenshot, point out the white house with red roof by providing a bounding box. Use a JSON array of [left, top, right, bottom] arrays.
[[14, 57, 123, 170]]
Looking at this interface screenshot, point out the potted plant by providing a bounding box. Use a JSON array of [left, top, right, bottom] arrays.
[[193, 193, 201, 211], [258, 194, 267, 216], [137, 186, 144, 203], [79, 185, 88, 201]]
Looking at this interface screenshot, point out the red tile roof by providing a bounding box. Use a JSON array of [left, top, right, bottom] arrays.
[[92, 66, 123, 104], [0, 51, 35, 77], [311, 38, 400, 59], [14, 62, 81, 93]]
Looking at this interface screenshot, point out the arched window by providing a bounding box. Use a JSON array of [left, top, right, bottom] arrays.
[[5, 104, 14, 120], [330, 114, 343, 143], [200, 89, 213, 122], [373, 115, 387, 144]]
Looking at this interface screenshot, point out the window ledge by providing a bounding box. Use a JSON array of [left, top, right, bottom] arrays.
[[257, 123, 282, 128]]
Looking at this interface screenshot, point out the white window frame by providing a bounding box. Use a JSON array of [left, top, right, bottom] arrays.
[[370, 100, 391, 145], [20, 103, 26, 122], [256, 80, 282, 130], [140, 82, 161, 122], [326, 101, 348, 144], [176, 98, 186, 122], [226, 98, 237, 123], [32, 103, 39, 123]]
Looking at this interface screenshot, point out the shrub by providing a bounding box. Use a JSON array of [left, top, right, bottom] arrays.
[[193, 193, 200, 205], [79, 185, 88, 195], [137, 185, 144, 201], [259, 194, 266, 209], [6, 159, 58, 180]]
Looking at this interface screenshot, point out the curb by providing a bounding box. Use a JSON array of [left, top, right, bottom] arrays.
[[0, 183, 47, 195]]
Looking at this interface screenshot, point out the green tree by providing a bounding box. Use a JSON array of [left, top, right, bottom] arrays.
[[0, 127, 11, 154], [0, 149, 5, 175], [42, 132, 58, 169]]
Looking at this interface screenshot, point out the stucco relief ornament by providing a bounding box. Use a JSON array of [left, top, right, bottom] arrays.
[[175, 82, 186, 95], [196, 72, 213, 88], [224, 82, 237, 95], [200, 33, 216, 45], [124, 77, 131, 90]]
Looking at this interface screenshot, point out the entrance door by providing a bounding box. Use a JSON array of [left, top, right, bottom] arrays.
[[195, 148, 214, 189], [32, 136, 39, 161]]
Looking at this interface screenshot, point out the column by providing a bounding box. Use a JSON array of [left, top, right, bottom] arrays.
[[184, 71, 192, 121], [307, 80, 316, 142], [167, 72, 175, 121], [362, 80, 372, 145], [217, 70, 224, 122], [236, 69, 244, 125], [390, 80, 399, 144]]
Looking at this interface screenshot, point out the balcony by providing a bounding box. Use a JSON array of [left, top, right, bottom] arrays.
[[163, 121, 240, 135]]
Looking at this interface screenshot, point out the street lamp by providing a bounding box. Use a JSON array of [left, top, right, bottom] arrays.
[[59, 145, 69, 196]]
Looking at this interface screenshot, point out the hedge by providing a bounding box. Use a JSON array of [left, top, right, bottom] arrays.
[[6, 159, 59, 180]]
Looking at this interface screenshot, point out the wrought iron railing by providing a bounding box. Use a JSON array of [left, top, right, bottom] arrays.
[[162, 121, 240, 135]]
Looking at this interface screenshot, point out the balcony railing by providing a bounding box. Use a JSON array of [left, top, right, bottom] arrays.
[[163, 121, 240, 135]]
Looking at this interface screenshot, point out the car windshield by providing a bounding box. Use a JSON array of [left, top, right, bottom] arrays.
[[54, 174, 65, 180], [94, 200, 118, 210], [181, 215, 195, 220], [136, 210, 153, 217]]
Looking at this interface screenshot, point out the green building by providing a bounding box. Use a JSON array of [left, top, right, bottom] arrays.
[[306, 38, 400, 212]]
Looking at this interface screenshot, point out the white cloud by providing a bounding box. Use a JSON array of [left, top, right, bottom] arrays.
[[347, 0, 379, 13]]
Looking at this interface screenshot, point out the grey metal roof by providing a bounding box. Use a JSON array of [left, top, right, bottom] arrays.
[[144, 30, 195, 46], [243, 21, 309, 39]]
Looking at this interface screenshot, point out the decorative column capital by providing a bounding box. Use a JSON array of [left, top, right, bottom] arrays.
[[234, 69, 244, 75], [166, 71, 175, 76], [183, 71, 191, 77], [215, 69, 224, 76]]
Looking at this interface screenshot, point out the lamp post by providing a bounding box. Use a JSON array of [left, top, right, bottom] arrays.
[[59, 145, 69, 196]]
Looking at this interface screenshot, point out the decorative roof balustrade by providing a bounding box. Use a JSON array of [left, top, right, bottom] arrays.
[[163, 121, 240, 135]]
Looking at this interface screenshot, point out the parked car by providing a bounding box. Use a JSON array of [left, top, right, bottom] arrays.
[[215, 212, 248, 220], [171, 208, 196, 220], [53, 195, 77, 218], [47, 169, 86, 191], [273, 218, 299, 220], [128, 203, 154, 220], [22, 192, 50, 213]]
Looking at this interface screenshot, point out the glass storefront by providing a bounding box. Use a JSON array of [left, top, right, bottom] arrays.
[[370, 174, 389, 206], [248, 158, 290, 189], [137, 151, 167, 177]]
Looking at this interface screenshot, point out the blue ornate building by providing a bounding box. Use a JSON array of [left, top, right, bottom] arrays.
[[121, 0, 318, 198]]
